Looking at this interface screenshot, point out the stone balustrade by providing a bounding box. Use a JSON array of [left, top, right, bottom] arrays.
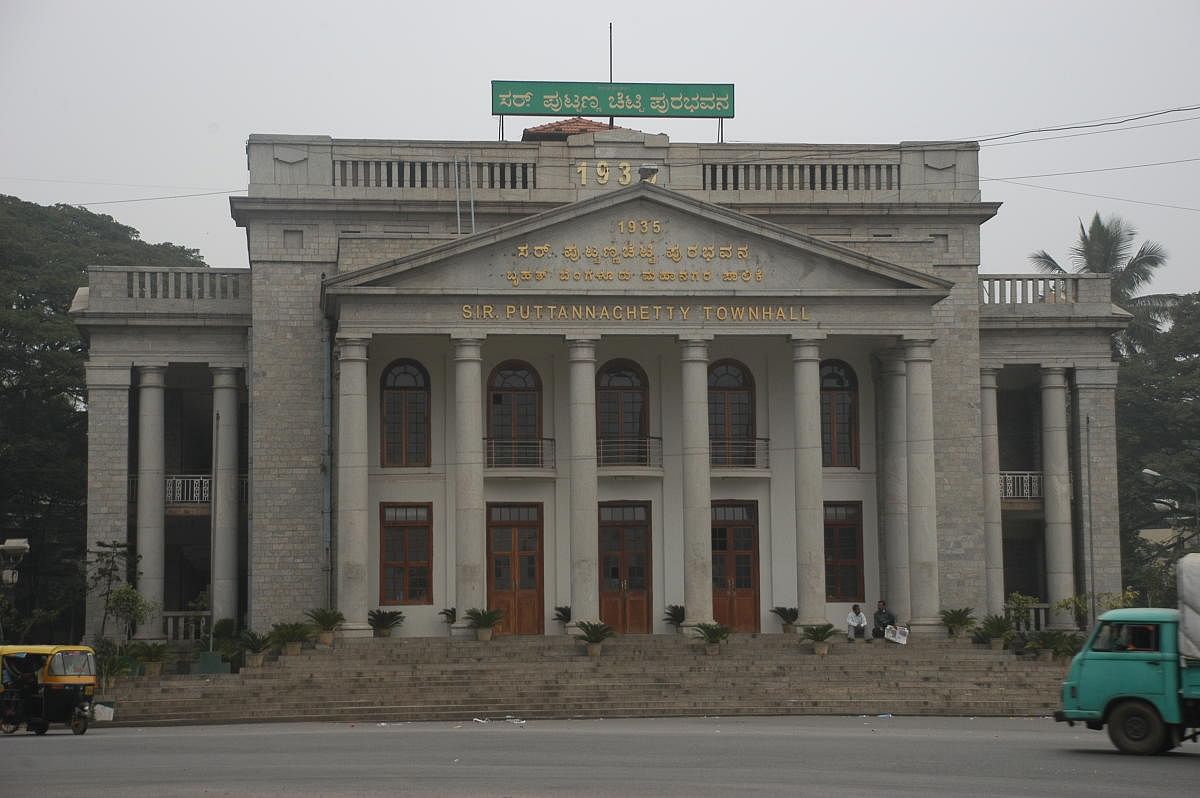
[[74, 266, 251, 318]]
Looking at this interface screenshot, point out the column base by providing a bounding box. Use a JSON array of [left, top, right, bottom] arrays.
[[682, 617, 715, 628], [336, 623, 373, 639]]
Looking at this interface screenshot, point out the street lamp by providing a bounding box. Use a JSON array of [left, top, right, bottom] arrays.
[[0, 538, 30, 643]]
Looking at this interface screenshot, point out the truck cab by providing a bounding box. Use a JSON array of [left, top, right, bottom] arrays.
[[1056, 607, 1200, 754]]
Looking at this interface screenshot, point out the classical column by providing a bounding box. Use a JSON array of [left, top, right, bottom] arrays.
[[679, 337, 713, 625], [880, 354, 911, 624], [980, 368, 1005, 615], [1041, 367, 1074, 627], [135, 365, 166, 640], [85, 364, 131, 640], [792, 337, 826, 625], [567, 337, 600, 622], [335, 337, 371, 635], [1074, 366, 1121, 606], [905, 339, 941, 633], [210, 367, 240, 626], [453, 337, 486, 614]]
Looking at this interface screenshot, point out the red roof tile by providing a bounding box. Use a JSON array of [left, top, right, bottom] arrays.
[[521, 117, 631, 141]]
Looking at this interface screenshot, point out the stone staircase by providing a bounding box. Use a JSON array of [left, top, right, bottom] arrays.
[[101, 635, 1065, 727]]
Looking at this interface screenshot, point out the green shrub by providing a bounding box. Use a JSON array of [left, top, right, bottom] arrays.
[[980, 613, 1014, 642], [769, 606, 799, 626], [574, 620, 615, 644], [212, 617, 238, 640], [939, 607, 977, 637], [270, 621, 313, 646], [662, 605, 685, 630], [305, 607, 345, 631], [438, 607, 457, 625], [553, 606, 572, 624], [367, 609, 404, 631], [464, 608, 504, 629], [803, 623, 837, 643], [692, 622, 730, 644], [240, 630, 271, 654]]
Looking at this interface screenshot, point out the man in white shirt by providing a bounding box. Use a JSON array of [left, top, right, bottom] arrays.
[[846, 604, 868, 642]]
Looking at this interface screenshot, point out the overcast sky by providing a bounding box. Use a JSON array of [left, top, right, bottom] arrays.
[[2, 0, 1197, 295]]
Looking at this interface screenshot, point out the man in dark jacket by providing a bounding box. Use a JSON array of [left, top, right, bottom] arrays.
[[872, 600, 896, 640]]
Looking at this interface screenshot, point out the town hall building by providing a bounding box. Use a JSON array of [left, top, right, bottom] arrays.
[[72, 119, 1127, 639]]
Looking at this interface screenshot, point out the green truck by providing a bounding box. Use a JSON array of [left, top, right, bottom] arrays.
[[1055, 554, 1200, 754]]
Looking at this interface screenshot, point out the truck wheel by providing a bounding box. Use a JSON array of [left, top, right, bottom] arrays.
[[1107, 701, 1167, 755]]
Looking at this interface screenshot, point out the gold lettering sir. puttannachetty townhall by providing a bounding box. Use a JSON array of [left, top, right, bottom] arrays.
[[461, 303, 810, 323]]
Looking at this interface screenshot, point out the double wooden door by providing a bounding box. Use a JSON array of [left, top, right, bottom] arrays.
[[486, 503, 543, 636], [712, 501, 759, 632], [598, 503, 652, 634]]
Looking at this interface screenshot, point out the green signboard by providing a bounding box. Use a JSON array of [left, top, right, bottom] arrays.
[[491, 81, 734, 119]]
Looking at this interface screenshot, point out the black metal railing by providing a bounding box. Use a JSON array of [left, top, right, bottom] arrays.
[[597, 437, 663, 467]]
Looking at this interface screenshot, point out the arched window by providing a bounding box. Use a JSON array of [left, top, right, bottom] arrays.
[[820, 360, 859, 468], [596, 359, 649, 465], [487, 361, 543, 466], [708, 360, 756, 467], [381, 359, 430, 467]]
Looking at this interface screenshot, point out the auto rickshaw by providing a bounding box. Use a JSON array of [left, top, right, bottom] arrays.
[[0, 644, 96, 735]]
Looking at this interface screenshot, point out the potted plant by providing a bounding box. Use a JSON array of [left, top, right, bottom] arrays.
[[1004, 591, 1039, 632], [270, 621, 313, 656], [464, 607, 504, 641], [692, 622, 730, 655], [979, 613, 1014, 651], [438, 607, 456, 637], [939, 607, 977, 641], [367, 609, 404, 638], [132, 641, 169, 678], [1025, 630, 1060, 661], [663, 605, 685, 634], [803, 623, 837, 656], [93, 639, 137, 690], [240, 630, 271, 668], [305, 607, 345, 646], [553, 605, 572, 632], [770, 606, 799, 634], [574, 620, 615, 657]]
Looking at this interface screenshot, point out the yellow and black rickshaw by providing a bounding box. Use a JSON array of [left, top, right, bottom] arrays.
[[0, 645, 96, 735]]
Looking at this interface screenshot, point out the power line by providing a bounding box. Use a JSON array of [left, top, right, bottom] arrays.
[[981, 114, 1200, 148], [76, 189, 245, 207], [0, 176, 229, 190], [993, 179, 1200, 213]]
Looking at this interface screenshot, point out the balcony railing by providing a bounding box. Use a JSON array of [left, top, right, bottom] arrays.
[[710, 437, 770, 468], [1001, 471, 1043, 499], [979, 275, 1078, 306], [162, 611, 211, 642], [597, 437, 663, 468], [485, 438, 555, 468], [129, 475, 249, 505]]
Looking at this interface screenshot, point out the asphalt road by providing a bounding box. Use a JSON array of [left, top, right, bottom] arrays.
[[4, 715, 1196, 797]]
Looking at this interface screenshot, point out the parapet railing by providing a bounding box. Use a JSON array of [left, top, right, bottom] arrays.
[[333, 159, 536, 190], [979, 275, 1079, 305], [162, 611, 211, 642], [128, 475, 248, 505], [1000, 471, 1043, 499]]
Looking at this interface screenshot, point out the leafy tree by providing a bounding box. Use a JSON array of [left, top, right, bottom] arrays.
[[0, 194, 205, 641], [1030, 212, 1173, 354], [1116, 292, 1200, 601]]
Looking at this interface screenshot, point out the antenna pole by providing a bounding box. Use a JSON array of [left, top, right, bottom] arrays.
[[608, 23, 614, 129]]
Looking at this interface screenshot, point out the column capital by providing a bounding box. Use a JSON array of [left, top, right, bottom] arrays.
[[790, 336, 822, 362], [980, 368, 999, 389], [138, 364, 167, 387], [878, 349, 907, 375], [903, 339, 935, 362], [335, 337, 369, 362], [679, 337, 709, 362], [1040, 366, 1069, 389], [211, 366, 240, 389], [451, 336, 484, 361], [566, 337, 598, 362]]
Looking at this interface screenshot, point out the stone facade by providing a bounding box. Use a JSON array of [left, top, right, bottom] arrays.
[[71, 127, 1128, 640]]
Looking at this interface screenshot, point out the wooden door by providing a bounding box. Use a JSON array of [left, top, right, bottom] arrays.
[[711, 501, 759, 632], [598, 503, 652, 634], [486, 504, 543, 635]]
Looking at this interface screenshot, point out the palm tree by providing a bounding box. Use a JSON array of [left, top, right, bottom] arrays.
[[1030, 212, 1173, 354]]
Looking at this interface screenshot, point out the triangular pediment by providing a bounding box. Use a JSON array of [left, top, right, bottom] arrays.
[[324, 183, 952, 297]]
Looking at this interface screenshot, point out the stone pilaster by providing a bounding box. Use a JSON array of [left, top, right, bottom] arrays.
[[567, 337, 600, 623], [84, 364, 131, 640], [880, 353, 911, 624], [135, 365, 166, 640], [453, 336, 486, 614], [335, 337, 371, 635], [211, 367, 240, 626], [1074, 366, 1122, 603], [905, 340, 941, 632], [792, 337, 826, 625], [680, 337, 713, 625], [980, 368, 1004, 615], [1042, 367, 1075, 627]]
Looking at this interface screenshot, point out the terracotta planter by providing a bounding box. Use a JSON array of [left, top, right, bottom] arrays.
[[781, 624, 796, 635], [812, 641, 830, 656], [586, 642, 602, 658], [284, 641, 302, 656], [704, 643, 720, 656], [989, 638, 1005, 651], [1036, 648, 1054, 662], [316, 630, 335, 646], [373, 627, 392, 638], [476, 627, 494, 642], [141, 660, 163, 678], [244, 651, 266, 668]]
